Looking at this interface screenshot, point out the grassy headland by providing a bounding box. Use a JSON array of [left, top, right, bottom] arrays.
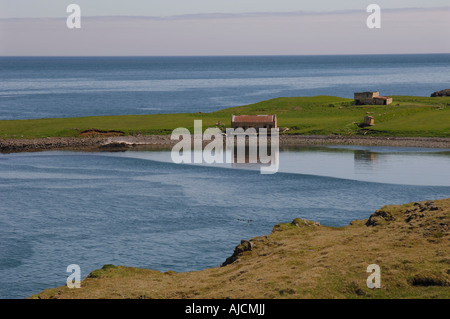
[[32, 198, 450, 299], [2, 95, 450, 139]]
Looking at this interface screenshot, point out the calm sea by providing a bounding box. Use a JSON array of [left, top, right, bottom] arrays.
[[1, 54, 450, 120]]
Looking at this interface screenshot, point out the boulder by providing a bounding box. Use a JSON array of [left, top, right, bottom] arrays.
[[365, 209, 395, 227], [221, 240, 253, 267], [431, 89, 450, 97]]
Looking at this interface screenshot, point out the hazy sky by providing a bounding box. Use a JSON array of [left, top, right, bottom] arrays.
[[0, 1, 449, 56], [0, 0, 449, 18]]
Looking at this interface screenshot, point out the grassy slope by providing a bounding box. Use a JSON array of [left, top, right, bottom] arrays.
[[2, 95, 450, 139], [32, 198, 450, 299]]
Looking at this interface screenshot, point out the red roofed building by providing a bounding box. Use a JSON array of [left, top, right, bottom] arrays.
[[231, 115, 277, 132]]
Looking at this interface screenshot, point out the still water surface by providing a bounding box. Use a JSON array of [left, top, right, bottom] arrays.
[[0, 145, 449, 298]]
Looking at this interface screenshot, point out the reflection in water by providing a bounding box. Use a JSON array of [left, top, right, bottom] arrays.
[[354, 150, 379, 170], [229, 144, 279, 174], [93, 145, 450, 186], [275, 145, 450, 186]]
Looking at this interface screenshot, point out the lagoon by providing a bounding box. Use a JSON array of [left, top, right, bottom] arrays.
[[0, 145, 449, 298]]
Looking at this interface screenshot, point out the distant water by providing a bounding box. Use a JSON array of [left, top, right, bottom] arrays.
[[1, 54, 450, 120], [1, 146, 450, 299]]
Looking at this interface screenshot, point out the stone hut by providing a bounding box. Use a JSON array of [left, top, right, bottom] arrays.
[[364, 116, 375, 126], [354, 92, 392, 105]]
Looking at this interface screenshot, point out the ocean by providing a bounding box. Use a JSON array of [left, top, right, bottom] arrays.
[[1, 54, 450, 120]]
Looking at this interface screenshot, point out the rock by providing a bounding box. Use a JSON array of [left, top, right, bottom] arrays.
[[409, 201, 439, 214], [424, 201, 439, 211], [405, 212, 424, 223], [251, 236, 268, 243], [291, 218, 320, 227], [409, 271, 450, 287], [431, 89, 450, 97], [366, 209, 395, 227], [221, 240, 253, 267]]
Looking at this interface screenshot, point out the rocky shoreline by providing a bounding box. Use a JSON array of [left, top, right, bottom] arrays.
[[31, 198, 450, 299], [280, 135, 450, 148], [2, 135, 450, 153]]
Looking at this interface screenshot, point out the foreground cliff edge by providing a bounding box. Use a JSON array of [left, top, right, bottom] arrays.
[[32, 199, 450, 299]]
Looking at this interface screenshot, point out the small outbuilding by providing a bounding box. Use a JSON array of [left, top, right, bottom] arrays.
[[364, 116, 375, 126]]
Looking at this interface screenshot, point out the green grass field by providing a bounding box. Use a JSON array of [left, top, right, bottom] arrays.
[[1, 95, 450, 139]]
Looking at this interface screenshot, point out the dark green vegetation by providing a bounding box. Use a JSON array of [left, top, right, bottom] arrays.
[[1, 95, 450, 139]]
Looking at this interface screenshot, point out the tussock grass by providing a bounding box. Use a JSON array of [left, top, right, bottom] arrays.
[[32, 198, 450, 299]]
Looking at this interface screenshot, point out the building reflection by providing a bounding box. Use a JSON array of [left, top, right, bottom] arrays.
[[354, 150, 378, 169], [227, 144, 279, 173]]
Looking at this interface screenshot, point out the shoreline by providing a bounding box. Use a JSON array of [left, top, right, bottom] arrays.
[[2, 135, 450, 153], [32, 198, 450, 299]]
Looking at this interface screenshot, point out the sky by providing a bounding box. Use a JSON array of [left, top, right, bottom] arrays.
[[0, 1, 449, 55], [0, 0, 449, 18]]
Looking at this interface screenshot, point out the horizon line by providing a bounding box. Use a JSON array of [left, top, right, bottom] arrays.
[[1, 6, 449, 21], [1, 53, 450, 58]]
